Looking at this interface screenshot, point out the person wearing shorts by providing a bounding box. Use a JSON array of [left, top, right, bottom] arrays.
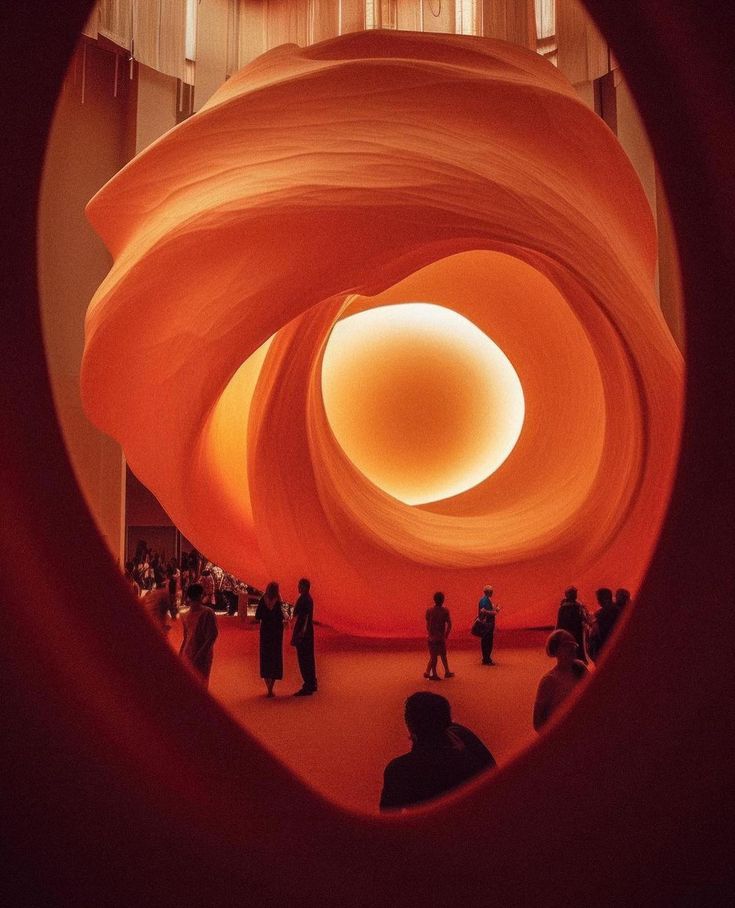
[[424, 592, 454, 681]]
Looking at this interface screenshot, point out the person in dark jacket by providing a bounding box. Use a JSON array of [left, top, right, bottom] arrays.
[[588, 587, 621, 663], [380, 692, 496, 811], [555, 586, 590, 663], [615, 588, 631, 611], [291, 577, 317, 696]]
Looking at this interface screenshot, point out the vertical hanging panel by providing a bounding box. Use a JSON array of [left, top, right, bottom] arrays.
[[556, 0, 608, 84], [311, 0, 341, 43], [159, 0, 187, 81], [396, 0, 421, 31], [456, 0, 480, 36], [194, 0, 230, 110], [226, 0, 240, 76], [132, 0, 161, 71], [82, 3, 100, 39], [266, 0, 310, 47], [481, 0, 535, 49], [239, 0, 267, 66], [98, 0, 133, 49], [341, 0, 366, 34], [422, 0, 455, 34], [534, 0, 554, 39], [381, 0, 397, 29]]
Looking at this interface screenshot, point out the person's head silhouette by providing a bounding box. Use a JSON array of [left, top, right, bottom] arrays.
[[404, 692, 452, 745], [596, 587, 614, 607]]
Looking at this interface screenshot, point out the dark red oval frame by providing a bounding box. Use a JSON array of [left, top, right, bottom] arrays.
[[2, 2, 733, 904]]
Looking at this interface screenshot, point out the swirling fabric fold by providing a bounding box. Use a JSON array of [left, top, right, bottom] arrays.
[[82, 31, 682, 635]]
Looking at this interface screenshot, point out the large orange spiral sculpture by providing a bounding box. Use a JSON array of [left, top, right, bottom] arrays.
[[82, 30, 683, 635]]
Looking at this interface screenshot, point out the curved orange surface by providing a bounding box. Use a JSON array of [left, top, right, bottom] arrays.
[[82, 32, 682, 634], [3, 2, 733, 904]]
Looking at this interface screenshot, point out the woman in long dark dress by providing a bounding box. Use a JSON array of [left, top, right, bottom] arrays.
[[255, 581, 286, 697]]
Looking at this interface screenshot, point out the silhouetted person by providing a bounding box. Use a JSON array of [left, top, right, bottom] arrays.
[[180, 583, 218, 686], [380, 692, 496, 811], [588, 587, 621, 663], [255, 581, 285, 697], [292, 578, 317, 696], [555, 586, 590, 663], [533, 629, 587, 731], [477, 584, 500, 664], [615, 588, 631, 611], [124, 561, 141, 597], [424, 591, 454, 680]]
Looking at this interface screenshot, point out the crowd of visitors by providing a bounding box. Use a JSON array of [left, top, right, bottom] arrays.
[[130, 548, 629, 809], [125, 541, 255, 627]]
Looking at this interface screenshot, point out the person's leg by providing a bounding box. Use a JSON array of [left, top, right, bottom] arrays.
[[440, 653, 454, 678], [486, 625, 495, 664], [481, 632, 491, 664], [303, 640, 317, 691], [265, 677, 274, 696], [425, 651, 433, 678], [295, 642, 316, 693], [429, 653, 440, 679]]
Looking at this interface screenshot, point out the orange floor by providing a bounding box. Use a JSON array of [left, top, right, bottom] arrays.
[[169, 617, 555, 814]]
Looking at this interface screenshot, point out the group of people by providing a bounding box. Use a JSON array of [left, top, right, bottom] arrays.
[[386, 582, 628, 811], [144, 558, 630, 811], [422, 584, 502, 681], [176, 576, 318, 699], [555, 585, 629, 665], [254, 579, 317, 697], [125, 541, 253, 629]]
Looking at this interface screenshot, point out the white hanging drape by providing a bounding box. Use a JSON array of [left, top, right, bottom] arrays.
[[98, 0, 133, 49]]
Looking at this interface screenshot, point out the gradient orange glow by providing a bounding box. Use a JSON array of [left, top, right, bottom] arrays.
[[81, 31, 683, 635], [322, 303, 525, 505]]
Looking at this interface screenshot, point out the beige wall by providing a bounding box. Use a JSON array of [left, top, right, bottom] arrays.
[[38, 41, 136, 563], [39, 43, 187, 566], [136, 64, 179, 153]]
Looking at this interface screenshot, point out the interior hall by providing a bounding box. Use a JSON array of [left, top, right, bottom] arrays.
[[4, 0, 732, 905]]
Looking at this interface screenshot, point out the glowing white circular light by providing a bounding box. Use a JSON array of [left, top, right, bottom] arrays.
[[321, 303, 525, 505]]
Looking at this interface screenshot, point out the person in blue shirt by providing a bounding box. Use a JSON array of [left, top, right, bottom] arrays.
[[477, 584, 500, 665]]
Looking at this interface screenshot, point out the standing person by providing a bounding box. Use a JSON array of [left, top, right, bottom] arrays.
[[291, 578, 317, 696], [255, 581, 285, 697], [424, 592, 454, 681], [221, 571, 239, 616], [165, 565, 179, 622], [201, 568, 216, 608], [179, 583, 218, 686], [477, 585, 500, 665], [533, 629, 588, 730], [588, 587, 621, 663], [615, 588, 631, 611], [124, 561, 141, 598], [555, 586, 590, 664]]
